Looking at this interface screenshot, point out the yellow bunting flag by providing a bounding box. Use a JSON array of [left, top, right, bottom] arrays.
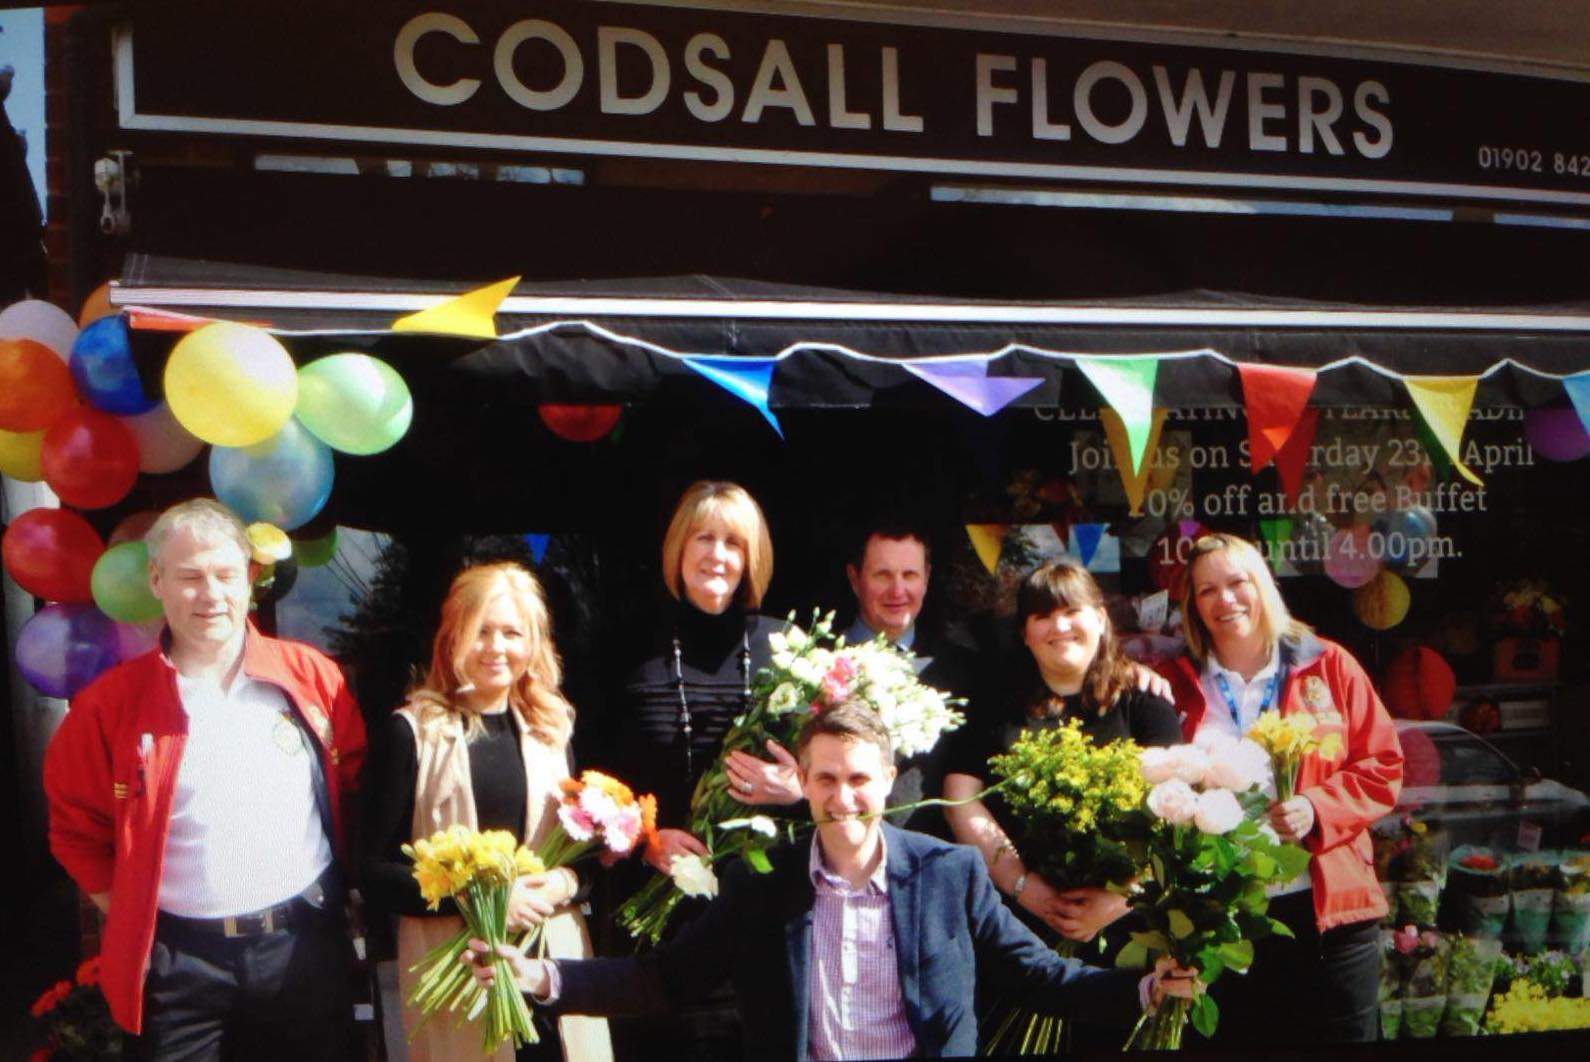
[[391, 276, 520, 339], [964, 524, 1006, 576], [1403, 376, 1483, 486], [1099, 407, 1170, 516]]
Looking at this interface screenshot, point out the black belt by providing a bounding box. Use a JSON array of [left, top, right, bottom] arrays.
[[159, 871, 338, 940]]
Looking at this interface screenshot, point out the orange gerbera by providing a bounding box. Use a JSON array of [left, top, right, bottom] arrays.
[[638, 793, 659, 849], [581, 770, 635, 806]]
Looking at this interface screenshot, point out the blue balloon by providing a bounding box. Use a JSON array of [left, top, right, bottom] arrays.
[[209, 418, 334, 531], [16, 603, 122, 698], [69, 316, 157, 415]]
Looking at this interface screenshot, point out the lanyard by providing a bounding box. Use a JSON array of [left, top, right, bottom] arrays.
[[1213, 669, 1280, 732]]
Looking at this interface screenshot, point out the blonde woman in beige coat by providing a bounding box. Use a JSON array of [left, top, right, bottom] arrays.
[[363, 562, 611, 1062]]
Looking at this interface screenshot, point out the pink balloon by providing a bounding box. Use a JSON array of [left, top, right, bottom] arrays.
[[0, 299, 78, 360], [1325, 526, 1381, 589], [1524, 407, 1590, 463], [122, 402, 205, 474]]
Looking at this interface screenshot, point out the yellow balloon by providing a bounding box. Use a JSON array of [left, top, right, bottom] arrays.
[[0, 427, 45, 481], [1353, 571, 1411, 631], [164, 322, 298, 447]]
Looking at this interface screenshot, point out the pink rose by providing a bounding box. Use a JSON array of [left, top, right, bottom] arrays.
[[820, 656, 858, 705]]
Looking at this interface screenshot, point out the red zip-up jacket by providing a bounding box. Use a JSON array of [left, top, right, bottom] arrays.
[[43, 627, 366, 1034], [1159, 633, 1404, 932]]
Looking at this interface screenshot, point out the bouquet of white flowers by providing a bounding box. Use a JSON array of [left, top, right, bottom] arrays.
[[1122, 731, 1308, 1050], [618, 611, 964, 943]]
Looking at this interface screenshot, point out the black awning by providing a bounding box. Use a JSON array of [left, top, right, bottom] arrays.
[[114, 255, 1590, 413]]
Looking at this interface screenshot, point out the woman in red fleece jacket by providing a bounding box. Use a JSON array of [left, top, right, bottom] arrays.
[[1160, 533, 1403, 1045]]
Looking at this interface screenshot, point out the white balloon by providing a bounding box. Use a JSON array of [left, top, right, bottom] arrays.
[[122, 402, 205, 474], [0, 299, 79, 360]]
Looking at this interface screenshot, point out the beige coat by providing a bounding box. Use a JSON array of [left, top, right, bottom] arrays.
[[395, 702, 612, 1062]]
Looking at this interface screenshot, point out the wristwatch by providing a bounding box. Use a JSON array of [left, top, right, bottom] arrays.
[[1012, 872, 1029, 898]]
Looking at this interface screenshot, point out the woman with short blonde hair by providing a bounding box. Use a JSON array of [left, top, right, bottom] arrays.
[[608, 480, 798, 885], [659, 480, 774, 608], [363, 562, 610, 1062]]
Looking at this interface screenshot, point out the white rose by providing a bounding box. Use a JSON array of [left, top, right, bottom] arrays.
[[1204, 738, 1273, 794], [1146, 779, 1199, 825], [1173, 745, 1212, 785], [1193, 788, 1245, 835], [767, 632, 788, 656], [1141, 747, 1177, 785], [785, 627, 809, 652], [767, 682, 803, 716], [668, 854, 720, 899]]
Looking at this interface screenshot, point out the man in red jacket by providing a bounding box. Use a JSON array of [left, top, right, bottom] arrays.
[[44, 498, 366, 1060]]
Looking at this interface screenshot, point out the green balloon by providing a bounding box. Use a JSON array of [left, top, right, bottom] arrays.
[[293, 528, 339, 568], [296, 353, 414, 455], [91, 541, 164, 624]]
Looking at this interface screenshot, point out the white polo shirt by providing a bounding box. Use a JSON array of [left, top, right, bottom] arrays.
[[157, 673, 333, 917]]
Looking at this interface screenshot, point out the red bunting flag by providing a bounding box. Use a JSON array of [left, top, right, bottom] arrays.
[[1273, 407, 1321, 508], [1236, 364, 1318, 473]]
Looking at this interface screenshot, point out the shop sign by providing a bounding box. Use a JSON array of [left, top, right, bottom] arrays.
[[116, 0, 1590, 207]]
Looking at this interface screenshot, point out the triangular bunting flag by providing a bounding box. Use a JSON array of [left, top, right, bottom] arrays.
[[965, 524, 1005, 576], [1404, 376, 1483, 486], [1069, 523, 1105, 567], [1274, 407, 1321, 508], [1074, 356, 1160, 475], [1236, 364, 1318, 473], [1411, 407, 1453, 481], [524, 533, 550, 564], [903, 361, 1045, 416], [681, 356, 783, 436], [1563, 373, 1590, 440], [392, 276, 519, 338], [1098, 407, 1169, 516]]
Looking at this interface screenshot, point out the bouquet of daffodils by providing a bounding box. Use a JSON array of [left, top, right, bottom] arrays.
[[406, 771, 652, 1053], [1121, 731, 1309, 1050], [404, 827, 545, 1052], [1245, 709, 1342, 803], [981, 720, 1155, 1055], [618, 611, 965, 944]]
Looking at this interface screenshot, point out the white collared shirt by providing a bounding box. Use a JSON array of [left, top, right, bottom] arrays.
[[157, 673, 332, 917], [1196, 646, 1282, 741]]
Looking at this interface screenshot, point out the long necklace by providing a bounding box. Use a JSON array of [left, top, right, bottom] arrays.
[[671, 626, 751, 779]]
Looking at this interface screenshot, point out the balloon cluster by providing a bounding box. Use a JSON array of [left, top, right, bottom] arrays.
[[1, 294, 408, 697]]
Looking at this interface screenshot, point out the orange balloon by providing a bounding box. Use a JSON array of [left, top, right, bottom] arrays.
[[78, 283, 115, 327], [0, 338, 78, 432]]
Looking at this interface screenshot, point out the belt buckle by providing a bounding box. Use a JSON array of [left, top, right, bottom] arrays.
[[222, 909, 276, 938]]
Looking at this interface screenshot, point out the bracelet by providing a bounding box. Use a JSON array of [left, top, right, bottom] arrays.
[[1012, 872, 1029, 898]]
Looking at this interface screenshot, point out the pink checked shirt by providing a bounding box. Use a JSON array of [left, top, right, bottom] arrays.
[[806, 837, 918, 1061]]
